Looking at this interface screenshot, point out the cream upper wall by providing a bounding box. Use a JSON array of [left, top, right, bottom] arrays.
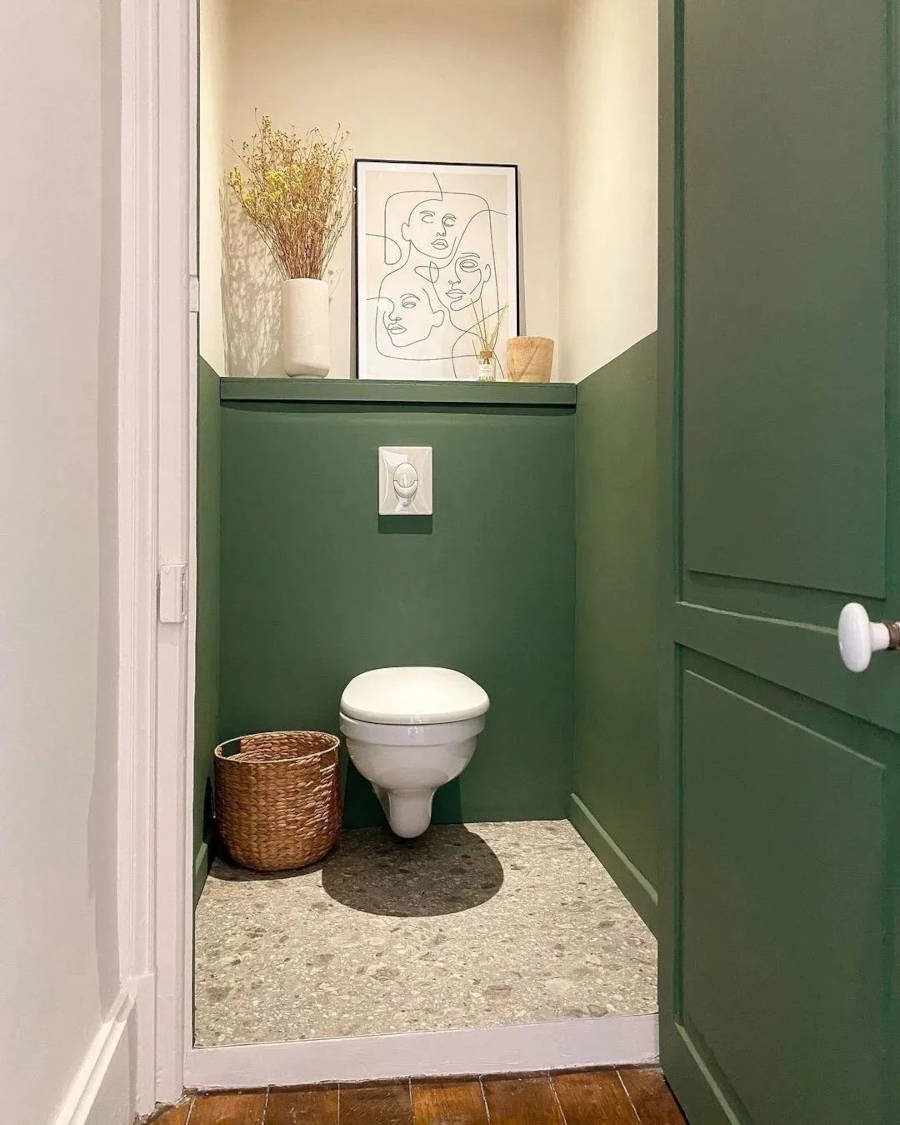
[[202, 0, 658, 382], [560, 0, 658, 381], [212, 0, 563, 379], [199, 0, 230, 376], [0, 1, 124, 1122]]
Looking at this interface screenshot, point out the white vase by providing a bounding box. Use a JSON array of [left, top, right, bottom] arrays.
[[281, 277, 330, 377]]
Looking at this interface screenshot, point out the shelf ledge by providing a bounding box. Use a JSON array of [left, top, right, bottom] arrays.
[[219, 377, 576, 407]]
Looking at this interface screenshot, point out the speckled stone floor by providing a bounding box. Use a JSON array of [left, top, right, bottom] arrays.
[[193, 820, 657, 1046]]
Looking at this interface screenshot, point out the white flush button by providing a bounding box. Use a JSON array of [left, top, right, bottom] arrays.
[[393, 462, 419, 503], [379, 447, 432, 515]]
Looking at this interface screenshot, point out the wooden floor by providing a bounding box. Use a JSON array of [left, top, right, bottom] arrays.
[[151, 1068, 686, 1124]]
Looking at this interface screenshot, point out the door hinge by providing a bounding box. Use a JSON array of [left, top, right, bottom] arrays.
[[188, 275, 200, 314], [158, 563, 187, 623]]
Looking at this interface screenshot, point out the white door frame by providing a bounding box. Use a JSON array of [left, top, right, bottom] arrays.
[[119, 0, 196, 1107], [121, 0, 658, 1108]]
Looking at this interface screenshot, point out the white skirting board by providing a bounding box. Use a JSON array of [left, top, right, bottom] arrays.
[[185, 1014, 659, 1091], [51, 989, 137, 1125]]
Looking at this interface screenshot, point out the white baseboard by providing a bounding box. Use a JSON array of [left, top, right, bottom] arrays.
[[51, 989, 136, 1125], [185, 1014, 659, 1091], [130, 972, 157, 1117]]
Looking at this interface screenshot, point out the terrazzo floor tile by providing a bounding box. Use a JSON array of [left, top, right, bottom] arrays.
[[193, 820, 657, 1046]]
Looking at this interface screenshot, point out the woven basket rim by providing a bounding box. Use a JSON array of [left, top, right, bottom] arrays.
[[214, 729, 340, 766]]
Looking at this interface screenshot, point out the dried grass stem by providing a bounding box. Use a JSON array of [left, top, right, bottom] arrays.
[[228, 116, 352, 281]]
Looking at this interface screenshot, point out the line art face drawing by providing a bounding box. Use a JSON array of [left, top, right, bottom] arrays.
[[356, 161, 519, 381]]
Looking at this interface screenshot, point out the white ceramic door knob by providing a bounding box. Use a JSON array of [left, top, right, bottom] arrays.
[[838, 602, 900, 672]]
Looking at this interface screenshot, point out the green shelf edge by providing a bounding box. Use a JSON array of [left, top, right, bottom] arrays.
[[219, 376, 577, 408]]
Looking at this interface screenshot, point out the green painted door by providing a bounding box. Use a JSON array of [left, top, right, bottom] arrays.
[[658, 3, 900, 1123]]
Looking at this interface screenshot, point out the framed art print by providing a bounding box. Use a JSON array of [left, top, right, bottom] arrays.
[[355, 160, 519, 381]]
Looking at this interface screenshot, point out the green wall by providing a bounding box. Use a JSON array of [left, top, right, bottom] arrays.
[[218, 398, 576, 828], [571, 334, 658, 931], [197, 352, 662, 916], [194, 357, 221, 900]]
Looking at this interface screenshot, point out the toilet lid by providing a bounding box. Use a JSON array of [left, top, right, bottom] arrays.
[[340, 667, 490, 725]]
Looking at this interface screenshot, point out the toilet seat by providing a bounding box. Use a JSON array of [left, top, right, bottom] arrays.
[[339, 712, 486, 747], [340, 666, 489, 726]]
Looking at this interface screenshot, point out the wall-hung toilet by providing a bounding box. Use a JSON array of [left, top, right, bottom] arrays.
[[339, 667, 489, 838]]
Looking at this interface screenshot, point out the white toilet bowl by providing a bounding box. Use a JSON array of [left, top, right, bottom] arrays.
[[339, 667, 489, 838]]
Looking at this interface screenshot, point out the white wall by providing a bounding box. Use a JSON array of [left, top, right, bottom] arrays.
[[202, 0, 657, 384], [211, 0, 563, 380], [0, 1, 130, 1122], [560, 0, 657, 381], [199, 0, 231, 378]]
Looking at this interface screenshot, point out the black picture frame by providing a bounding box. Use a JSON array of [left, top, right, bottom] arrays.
[[353, 159, 520, 381]]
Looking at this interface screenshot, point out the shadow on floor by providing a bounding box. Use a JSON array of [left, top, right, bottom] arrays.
[[207, 824, 505, 918], [321, 824, 504, 917]]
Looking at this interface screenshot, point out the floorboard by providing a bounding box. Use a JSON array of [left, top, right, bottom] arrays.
[[552, 1070, 640, 1124], [157, 1067, 687, 1124], [339, 1081, 413, 1125], [410, 1079, 488, 1125], [618, 1068, 687, 1124], [188, 1091, 267, 1124], [481, 1075, 564, 1125], [265, 1085, 339, 1124], [149, 1103, 192, 1125]]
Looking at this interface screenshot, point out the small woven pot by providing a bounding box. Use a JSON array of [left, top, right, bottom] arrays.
[[507, 336, 554, 382], [214, 731, 341, 871]]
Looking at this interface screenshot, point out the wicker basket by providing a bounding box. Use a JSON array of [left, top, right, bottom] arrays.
[[214, 731, 341, 871]]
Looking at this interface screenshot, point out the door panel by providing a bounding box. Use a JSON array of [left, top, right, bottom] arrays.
[[681, 666, 888, 1125], [658, 2, 900, 1122], [680, 0, 888, 596]]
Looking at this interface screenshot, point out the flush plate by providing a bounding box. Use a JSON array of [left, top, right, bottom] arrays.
[[378, 446, 433, 515]]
